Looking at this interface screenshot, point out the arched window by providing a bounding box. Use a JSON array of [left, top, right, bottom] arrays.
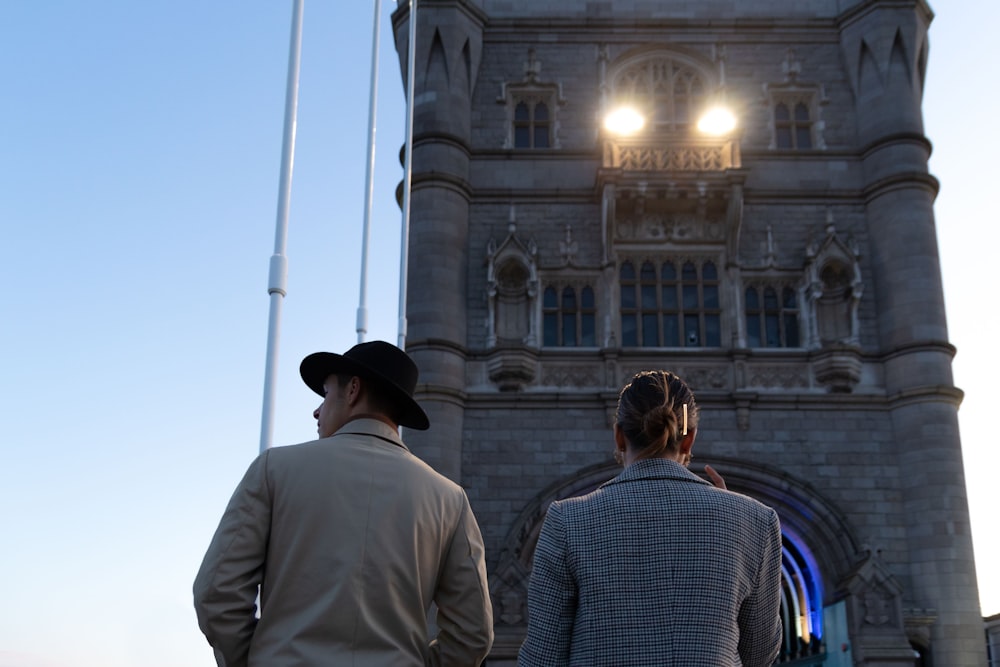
[[745, 285, 800, 348], [621, 260, 722, 347], [513, 99, 551, 149], [774, 101, 813, 150], [543, 285, 597, 346], [611, 55, 709, 132]]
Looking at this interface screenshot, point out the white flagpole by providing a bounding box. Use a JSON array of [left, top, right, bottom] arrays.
[[260, 0, 305, 453], [357, 0, 383, 344], [398, 0, 417, 349]]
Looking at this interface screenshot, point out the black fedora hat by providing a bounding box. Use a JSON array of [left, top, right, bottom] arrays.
[[299, 341, 430, 430]]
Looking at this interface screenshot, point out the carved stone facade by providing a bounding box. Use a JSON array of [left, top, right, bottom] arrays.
[[392, 1, 984, 665]]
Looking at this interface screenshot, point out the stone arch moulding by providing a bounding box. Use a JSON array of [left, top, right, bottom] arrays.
[[490, 461, 618, 627], [490, 455, 860, 628], [607, 44, 719, 91]]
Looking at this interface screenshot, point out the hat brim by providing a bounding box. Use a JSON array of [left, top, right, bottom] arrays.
[[300, 352, 430, 430]]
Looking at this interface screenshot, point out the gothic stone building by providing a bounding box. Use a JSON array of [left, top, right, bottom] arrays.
[[390, 0, 985, 664]]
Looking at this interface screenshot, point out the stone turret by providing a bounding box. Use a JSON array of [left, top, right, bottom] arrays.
[[841, 1, 985, 663], [392, 0, 486, 481]]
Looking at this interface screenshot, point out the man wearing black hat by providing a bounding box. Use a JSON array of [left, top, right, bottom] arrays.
[[193, 341, 494, 667]]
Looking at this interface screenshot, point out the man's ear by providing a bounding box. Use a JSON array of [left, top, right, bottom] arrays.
[[346, 376, 363, 406]]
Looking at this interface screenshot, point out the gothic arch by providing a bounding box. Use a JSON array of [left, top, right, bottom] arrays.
[[606, 46, 719, 131], [490, 456, 860, 643]]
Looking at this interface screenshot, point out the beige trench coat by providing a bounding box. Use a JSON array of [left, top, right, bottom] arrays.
[[194, 418, 493, 667]]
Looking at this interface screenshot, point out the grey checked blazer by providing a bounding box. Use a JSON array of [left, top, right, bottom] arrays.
[[518, 458, 782, 667]]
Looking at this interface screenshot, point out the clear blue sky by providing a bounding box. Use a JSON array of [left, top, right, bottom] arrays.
[[0, 3, 995, 665]]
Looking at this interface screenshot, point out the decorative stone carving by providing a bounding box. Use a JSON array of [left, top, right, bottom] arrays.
[[604, 141, 739, 172], [614, 212, 725, 243], [804, 216, 863, 349], [619, 365, 729, 392], [486, 211, 539, 350], [486, 346, 538, 391], [837, 548, 918, 665], [812, 343, 863, 393], [748, 366, 809, 389], [558, 224, 578, 266], [541, 365, 602, 388], [801, 215, 865, 392]]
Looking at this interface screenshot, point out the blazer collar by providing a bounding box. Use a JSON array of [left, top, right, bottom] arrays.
[[601, 458, 711, 489], [331, 417, 409, 451]]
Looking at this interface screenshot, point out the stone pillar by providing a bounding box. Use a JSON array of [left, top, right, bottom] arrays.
[[392, 0, 486, 482], [840, 2, 985, 664]]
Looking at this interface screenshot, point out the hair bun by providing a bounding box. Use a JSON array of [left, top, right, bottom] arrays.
[[641, 403, 678, 449]]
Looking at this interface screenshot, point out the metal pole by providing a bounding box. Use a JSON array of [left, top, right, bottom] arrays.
[[356, 0, 383, 344], [260, 0, 305, 453], [397, 0, 417, 349]]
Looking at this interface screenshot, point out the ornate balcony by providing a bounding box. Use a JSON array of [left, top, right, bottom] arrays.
[[602, 136, 741, 173]]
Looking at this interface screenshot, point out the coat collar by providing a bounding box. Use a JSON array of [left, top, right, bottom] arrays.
[[600, 457, 711, 490], [331, 417, 409, 451]]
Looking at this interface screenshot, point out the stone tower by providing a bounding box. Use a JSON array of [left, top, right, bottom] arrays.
[[393, 1, 984, 664]]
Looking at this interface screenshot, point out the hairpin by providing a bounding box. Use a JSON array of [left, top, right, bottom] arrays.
[[682, 404, 688, 436]]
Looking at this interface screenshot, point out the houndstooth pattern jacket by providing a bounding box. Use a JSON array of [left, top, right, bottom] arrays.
[[518, 458, 783, 667]]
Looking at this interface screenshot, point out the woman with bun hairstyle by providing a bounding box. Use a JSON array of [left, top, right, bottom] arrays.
[[518, 370, 783, 667]]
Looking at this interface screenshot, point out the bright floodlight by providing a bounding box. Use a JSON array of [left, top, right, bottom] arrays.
[[604, 107, 645, 135], [697, 107, 737, 135]]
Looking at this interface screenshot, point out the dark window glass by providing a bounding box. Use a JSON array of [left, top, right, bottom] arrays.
[[515, 102, 530, 121], [622, 313, 637, 346], [561, 287, 577, 345], [684, 315, 700, 346], [642, 314, 659, 347], [745, 284, 799, 348], [620, 259, 721, 348], [796, 126, 812, 149], [514, 126, 530, 148], [785, 314, 800, 347], [581, 313, 596, 346], [621, 283, 635, 309], [783, 288, 799, 346], [775, 103, 790, 121], [641, 262, 657, 281], [534, 126, 550, 148], [746, 314, 761, 347], [776, 128, 793, 149], [682, 262, 697, 281], [764, 287, 779, 310], [705, 314, 721, 347], [682, 285, 699, 310], [561, 287, 576, 310], [621, 263, 636, 309], [662, 284, 678, 310], [703, 284, 719, 309], [641, 284, 657, 309], [765, 314, 781, 347], [543, 313, 558, 346], [663, 314, 679, 346], [542, 287, 558, 346], [794, 103, 810, 122], [563, 314, 577, 346], [581, 286, 595, 309], [782, 287, 797, 309]]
